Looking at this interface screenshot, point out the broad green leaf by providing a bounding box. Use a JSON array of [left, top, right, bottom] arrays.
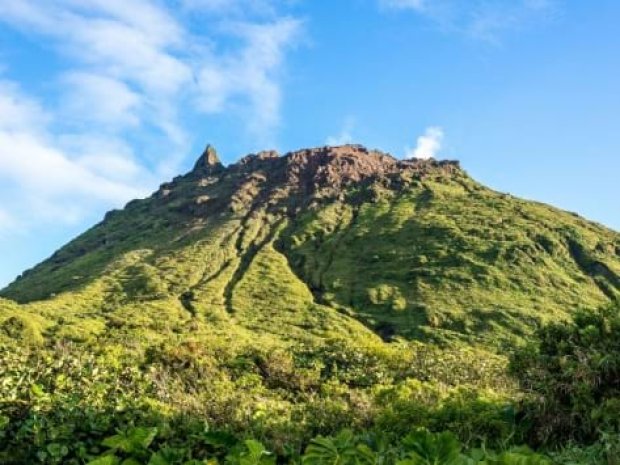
[[30, 383, 46, 397], [400, 429, 464, 465], [244, 439, 268, 459], [148, 452, 171, 465], [130, 427, 159, 450], [86, 455, 121, 465], [122, 459, 143, 465]]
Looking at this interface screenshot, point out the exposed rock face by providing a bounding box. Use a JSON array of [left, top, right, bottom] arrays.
[[192, 144, 223, 174], [143, 145, 465, 217], [237, 150, 280, 166], [152, 144, 463, 219], [281, 145, 459, 197], [191, 144, 459, 207]]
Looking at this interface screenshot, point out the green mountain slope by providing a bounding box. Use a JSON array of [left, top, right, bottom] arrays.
[[2, 144, 620, 463], [2, 145, 619, 348]]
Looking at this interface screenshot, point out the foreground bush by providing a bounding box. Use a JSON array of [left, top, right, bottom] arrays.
[[4, 301, 620, 464], [0, 338, 518, 463], [82, 427, 551, 465], [510, 302, 620, 445]]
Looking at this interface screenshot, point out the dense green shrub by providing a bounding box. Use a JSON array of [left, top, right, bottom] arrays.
[[3, 303, 620, 464], [77, 427, 554, 465], [510, 302, 620, 445], [0, 338, 518, 464], [549, 432, 620, 465]]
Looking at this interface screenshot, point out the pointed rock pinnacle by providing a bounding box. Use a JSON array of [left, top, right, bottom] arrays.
[[193, 144, 223, 174]]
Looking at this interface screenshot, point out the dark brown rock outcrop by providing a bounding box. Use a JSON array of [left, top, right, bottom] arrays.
[[150, 143, 463, 220]]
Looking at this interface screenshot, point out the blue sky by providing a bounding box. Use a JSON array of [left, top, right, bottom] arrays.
[[0, 0, 619, 288]]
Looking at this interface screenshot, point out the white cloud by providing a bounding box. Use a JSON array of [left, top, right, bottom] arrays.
[[58, 134, 143, 182], [326, 117, 356, 146], [0, 79, 150, 228], [196, 18, 302, 142], [61, 72, 141, 128], [0, 132, 144, 202], [0, 80, 49, 133], [180, 0, 283, 17], [0, 0, 301, 236], [0, 0, 300, 149], [0, 207, 19, 235], [0, 0, 193, 150], [380, 0, 425, 11], [406, 126, 444, 159], [379, 0, 558, 41]]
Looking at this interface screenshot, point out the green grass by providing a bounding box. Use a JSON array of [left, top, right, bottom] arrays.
[[282, 176, 618, 345]]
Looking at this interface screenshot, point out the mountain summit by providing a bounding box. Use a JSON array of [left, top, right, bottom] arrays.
[[193, 144, 223, 174], [2, 144, 619, 345]]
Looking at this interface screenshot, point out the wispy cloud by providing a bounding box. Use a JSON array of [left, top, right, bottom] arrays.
[[0, 0, 302, 150], [0, 79, 150, 229], [196, 18, 302, 143], [0, 0, 301, 235], [405, 126, 444, 159], [0, 80, 49, 133], [379, 0, 558, 42], [381, 0, 424, 11], [60, 72, 142, 129], [0, 132, 145, 203], [0, 207, 19, 236], [180, 0, 281, 16]]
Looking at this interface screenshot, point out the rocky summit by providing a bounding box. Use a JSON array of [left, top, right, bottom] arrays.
[[2, 144, 618, 346]]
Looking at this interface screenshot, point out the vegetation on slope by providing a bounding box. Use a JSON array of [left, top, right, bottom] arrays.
[[2, 145, 618, 346], [2, 302, 620, 463], [1, 145, 619, 464], [281, 176, 619, 345], [511, 303, 620, 445]]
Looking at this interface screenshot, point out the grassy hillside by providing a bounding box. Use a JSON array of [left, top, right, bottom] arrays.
[[3, 145, 617, 346], [282, 175, 619, 345], [1, 145, 619, 464]]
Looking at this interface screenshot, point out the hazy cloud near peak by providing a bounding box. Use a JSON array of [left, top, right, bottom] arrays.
[[326, 117, 356, 146], [406, 126, 444, 159]]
